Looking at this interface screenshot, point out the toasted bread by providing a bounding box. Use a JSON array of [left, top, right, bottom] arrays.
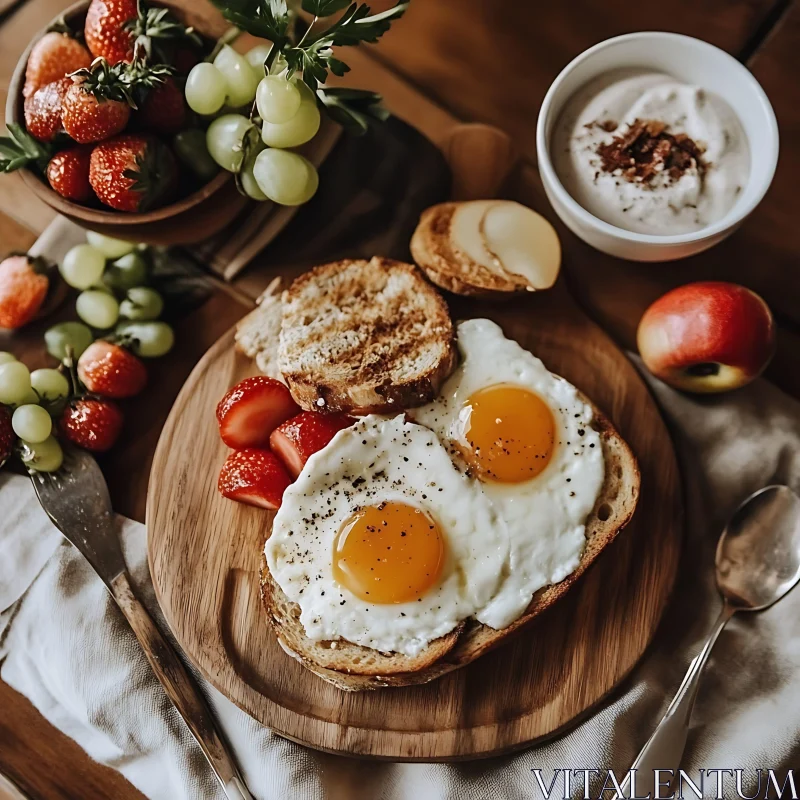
[[411, 201, 561, 298], [278, 257, 457, 414], [259, 398, 640, 690], [234, 277, 284, 382]]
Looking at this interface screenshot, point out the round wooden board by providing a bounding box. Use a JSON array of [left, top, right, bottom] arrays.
[[147, 283, 682, 761]]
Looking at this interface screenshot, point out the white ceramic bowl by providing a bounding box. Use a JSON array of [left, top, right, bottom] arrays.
[[536, 32, 779, 262]]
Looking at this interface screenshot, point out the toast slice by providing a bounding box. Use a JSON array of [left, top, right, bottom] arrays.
[[259, 398, 640, 690], [234, 277, 284, 382], [411, 201, 560, 298], [278, 257, 457, 414]]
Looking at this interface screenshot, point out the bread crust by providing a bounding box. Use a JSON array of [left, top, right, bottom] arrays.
[[278, 257, 458, 414], [259, 397, 640, 690], [411, 203, 533, 298], [234, 277, 285, 381]]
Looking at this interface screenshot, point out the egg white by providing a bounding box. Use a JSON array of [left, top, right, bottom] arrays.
[[265, 414, 509, 657], [410, 318, 605, 629]]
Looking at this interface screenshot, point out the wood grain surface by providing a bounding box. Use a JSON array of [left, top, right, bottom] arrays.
[[146, 276, 682, 759]]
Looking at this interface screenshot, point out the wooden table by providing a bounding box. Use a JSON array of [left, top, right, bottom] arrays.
[[0, 1, 798, 796]]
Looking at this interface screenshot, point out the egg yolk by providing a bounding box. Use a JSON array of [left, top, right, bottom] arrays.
[[458, 384, 556, 483], [333, 501, 445, 604]]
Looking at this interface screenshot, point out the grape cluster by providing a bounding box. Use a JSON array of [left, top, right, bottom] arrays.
[[184, 45, 320, 207], [0, 356, 69, 472], [55, 232, 175, 359], [0, 232, 178, 473]]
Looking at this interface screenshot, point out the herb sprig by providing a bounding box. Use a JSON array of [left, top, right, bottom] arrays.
[[209, 0, 409, 134]]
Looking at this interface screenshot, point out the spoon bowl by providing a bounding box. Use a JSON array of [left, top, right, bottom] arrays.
[[716, 485, 800, 611], [624, 484, 800, 798]]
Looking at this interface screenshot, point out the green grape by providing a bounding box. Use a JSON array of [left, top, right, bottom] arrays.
[[256, 76, 302, 124], [0, 351, 16, 365], [76, 290, 120, 330], [30, 368, 70, 402], [119, 287, 164, 321], [252, 149, 319, 206], [20, 435, 63, 473], [12, 404, 52, 444], [15, 388, 40, 408], [104, 252, 149, 291], [117, 321, 175, 358], [213, 45, 259, 108], [0, 361, 32, 405], [185, 62, 227, 116], [85, 232, 135, 259], [60, 244, 107, 290], [240, 143, 267, 201], [245, 44, 288, 79], [260, 95, 321, 148], [206, 114, 252, 173], [294, 159, 319, 205], [173, 129, 220, 182], [45, 322, 94, 362]]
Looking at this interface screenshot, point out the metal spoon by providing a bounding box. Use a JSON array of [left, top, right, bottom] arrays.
[[623, 485, 800, 799]]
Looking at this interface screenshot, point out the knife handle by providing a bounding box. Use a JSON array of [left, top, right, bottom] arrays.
[[110, 572, 254, 800]]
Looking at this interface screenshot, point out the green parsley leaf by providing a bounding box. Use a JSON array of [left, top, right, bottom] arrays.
[[209, 0, 290, 43], [301, 0, 352, 17], [284, 41, 350, 90], [316, 87, 388, 135], [309, 2, 409, 47], [0, 124, 52, 174]]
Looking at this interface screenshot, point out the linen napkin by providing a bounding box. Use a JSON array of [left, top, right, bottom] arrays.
[[1, 366, 800, 800]]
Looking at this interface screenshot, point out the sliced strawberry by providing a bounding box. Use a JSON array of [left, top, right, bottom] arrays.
[[218, 448, 292, 510], [216, 376, 300, 450], [270, 412, 355, 478]]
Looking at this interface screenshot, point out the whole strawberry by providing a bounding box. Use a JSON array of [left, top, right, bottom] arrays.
[[0, 255, 50, 330], [24, 31, 91, 98], [89, 134, 176, 212], [138, 77, 186, 135], [62, 60, 135, 144], [84, 0, 137, 63], [46, 147, 94, 201], [77, 340, 147, 398], [24, 77, 70, 142], [0, 406, 14, 468], [61, 398, 123, 452]]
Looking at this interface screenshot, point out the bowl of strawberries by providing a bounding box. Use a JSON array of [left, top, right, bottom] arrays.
[[4, 0, 246, 245], [5, 0, 412, 246]]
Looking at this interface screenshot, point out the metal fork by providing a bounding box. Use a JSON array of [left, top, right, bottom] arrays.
[[30, 447, 254, 800]]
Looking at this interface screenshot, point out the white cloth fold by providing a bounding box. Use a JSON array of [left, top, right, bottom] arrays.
[[2, 367, 800, 800]]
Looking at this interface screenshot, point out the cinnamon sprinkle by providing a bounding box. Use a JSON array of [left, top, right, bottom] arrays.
[[596, 118, 707, 184]]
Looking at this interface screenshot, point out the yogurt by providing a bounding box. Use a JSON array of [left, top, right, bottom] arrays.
[[552, 70, 750, 235]]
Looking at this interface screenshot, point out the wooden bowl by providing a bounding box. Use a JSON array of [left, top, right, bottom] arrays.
[[5, 0, 249, 246]]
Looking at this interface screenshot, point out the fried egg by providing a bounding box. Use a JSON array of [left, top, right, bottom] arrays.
[[410, 318, 605, 629], [265, 414, 509, 657]]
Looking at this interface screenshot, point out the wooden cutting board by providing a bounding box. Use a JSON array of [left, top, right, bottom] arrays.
[[146, 273, 682, 760]]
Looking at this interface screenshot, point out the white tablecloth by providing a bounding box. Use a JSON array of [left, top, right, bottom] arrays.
[[2, 365, 799, 799]]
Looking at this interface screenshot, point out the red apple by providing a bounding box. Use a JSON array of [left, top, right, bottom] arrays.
[[637, 281, 775, 393]]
